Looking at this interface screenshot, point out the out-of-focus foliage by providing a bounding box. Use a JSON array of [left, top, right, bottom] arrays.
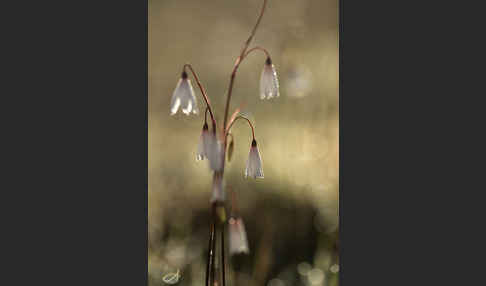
[[149, 0, 339, 285]]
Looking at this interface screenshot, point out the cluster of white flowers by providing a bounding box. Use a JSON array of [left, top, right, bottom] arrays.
[[168, 52, 279, 260], [167, 0, 283, 280], [170, 59, 279, 116], [196, 125, 224, 172]]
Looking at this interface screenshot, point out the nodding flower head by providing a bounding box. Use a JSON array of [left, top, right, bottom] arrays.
[[196, 123, 210, 161], [245, 139, 264, 179], [260, 57, 280, 100], [207, 133, 224, 171], [170, 71, 199, 115], [228, 217, 249, 256]]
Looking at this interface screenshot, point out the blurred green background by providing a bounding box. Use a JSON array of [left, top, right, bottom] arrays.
[[149, 0, 338, 285]]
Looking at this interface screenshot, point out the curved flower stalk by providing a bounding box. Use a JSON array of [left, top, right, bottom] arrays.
[[260, 57, 280, 99], [228, 217, 250, 255], [170, 71, 199, 115], [245, 139, 264, 179]]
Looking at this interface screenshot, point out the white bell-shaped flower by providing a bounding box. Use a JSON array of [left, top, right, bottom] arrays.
[[207, 133, 223, 171], [196, 123, 211, 161], [170, 71, 199, 115], [245, 139, 264, 178], [228, 217, 249, 255], [260, 57, 280, 99]]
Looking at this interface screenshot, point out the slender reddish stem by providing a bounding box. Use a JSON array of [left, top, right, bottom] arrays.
[[210, 218, 217, 285], [221, 223, 226, 286], [240, 0, 268, 56], [222, 0, 268, 139], [225, 108, 241, 133], [204, 106, 209, 125], [205, 204, 216, 286], [226, 116, 256, 140], [243, 46, 271, 59], [207, 2, 268, 286], [183, 64, 217, 128]]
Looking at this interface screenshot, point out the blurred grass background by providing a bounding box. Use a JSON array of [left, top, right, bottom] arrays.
[[149, 0, 338, 285]]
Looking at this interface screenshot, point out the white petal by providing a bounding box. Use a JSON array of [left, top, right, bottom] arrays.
[[170, 96, 181, 115], [202, 132, 212, 158], [170, 79, 185, 115], [245, 146, 264, 178], [228, 217, 249, 255], [190, 92, 199, 114], [171, 78, 198, 116], [260, 63, 280, 100], [196, 132, 207, 161]]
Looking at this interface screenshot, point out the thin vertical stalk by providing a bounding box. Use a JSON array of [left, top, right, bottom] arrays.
[[206, 203, 217, 286], [222, 0, 268, 137], [221, 222, 226, 286], [205, 2, 269, 286], [210, 218, 217, 285]]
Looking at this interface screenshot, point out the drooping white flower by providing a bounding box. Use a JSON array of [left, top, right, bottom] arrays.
[[245, 139, 264, 179], [260, 57, 280, 99], [206, 133, 223, 171], [210, 173, 225, 203], [170, 71, 199, 115], [228, 217, 249, 255], [196, 123, 211, 161]]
